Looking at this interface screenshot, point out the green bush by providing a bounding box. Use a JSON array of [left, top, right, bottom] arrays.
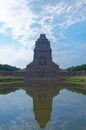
[[0, 77, 24, 83], [66, 64, 86, 71], [0, 64, 21, 71]]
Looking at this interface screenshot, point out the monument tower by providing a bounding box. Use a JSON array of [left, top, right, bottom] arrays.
[[26, 34, 60, 78]]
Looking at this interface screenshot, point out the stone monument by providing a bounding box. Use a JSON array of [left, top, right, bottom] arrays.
[[26, 34, 61, 79]]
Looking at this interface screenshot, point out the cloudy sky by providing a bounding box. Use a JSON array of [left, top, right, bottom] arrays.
[[0, 0, 86, 69]]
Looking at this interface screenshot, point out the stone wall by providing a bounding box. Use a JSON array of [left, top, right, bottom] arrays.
[[0, 70, 25, 77], [74, 70, 86, 76], [0, 70, 86, 79]]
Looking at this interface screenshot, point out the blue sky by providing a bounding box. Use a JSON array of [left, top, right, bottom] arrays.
[[0, 0, 86, 69]]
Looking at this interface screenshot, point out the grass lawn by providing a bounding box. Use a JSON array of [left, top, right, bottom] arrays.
[[66, 76, 86, 84], [0, 76, 24, 83]]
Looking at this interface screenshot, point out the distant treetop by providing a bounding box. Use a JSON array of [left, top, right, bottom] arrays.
[[66, 64, 86, 71], [0, 64, 21, 71]]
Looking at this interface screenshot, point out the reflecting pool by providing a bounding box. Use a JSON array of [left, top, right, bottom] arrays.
[[0, 82, 86, 130]]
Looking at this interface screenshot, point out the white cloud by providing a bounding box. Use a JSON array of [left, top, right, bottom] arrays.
[[0, 0, 36, 41], [29, 0, 86, 42], [0, 0, 86, 41], [53, 42, 86, 68], [41, 0, 86, 29], [0, 44, 33, 68]]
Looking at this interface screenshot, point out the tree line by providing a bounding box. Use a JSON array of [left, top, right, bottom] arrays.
[[0, 63, 86, 72], [66, 64, 86, 71], [0, 64, 21, 71]]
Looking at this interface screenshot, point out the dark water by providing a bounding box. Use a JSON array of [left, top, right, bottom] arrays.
[[0, 82, 86, 130]]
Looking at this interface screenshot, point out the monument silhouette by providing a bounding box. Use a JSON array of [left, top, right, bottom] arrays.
[[26, 34, 63, 80]]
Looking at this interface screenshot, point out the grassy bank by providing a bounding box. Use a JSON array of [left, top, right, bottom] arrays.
[[0, 76, 24, 83], [66, 76, 86, 84]]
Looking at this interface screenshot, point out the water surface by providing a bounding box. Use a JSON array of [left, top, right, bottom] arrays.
[[0, 82, 86, 130]]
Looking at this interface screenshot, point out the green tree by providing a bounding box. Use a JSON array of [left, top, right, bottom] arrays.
[[66, 64, 86, 71], [0, 64, 21, 71]]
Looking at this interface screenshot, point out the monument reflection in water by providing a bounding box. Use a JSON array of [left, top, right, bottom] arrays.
[[0, 82, 86, 130], [25, 83, 60, 128]]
